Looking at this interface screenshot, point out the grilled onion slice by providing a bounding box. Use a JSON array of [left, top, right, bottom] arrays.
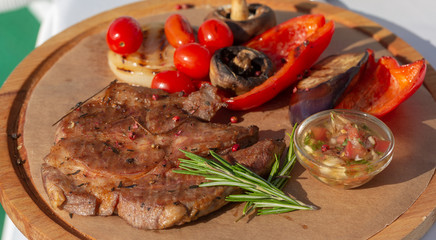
[[107, 23, 176, 87]]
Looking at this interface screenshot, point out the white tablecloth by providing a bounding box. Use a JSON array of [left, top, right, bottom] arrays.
[[4, 0, 435, 239]]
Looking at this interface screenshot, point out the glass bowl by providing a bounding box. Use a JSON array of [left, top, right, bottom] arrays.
[[293, 109, 395, 189]]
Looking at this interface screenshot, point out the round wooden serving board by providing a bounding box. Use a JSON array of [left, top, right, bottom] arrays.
[[1, 1, 435, 239]]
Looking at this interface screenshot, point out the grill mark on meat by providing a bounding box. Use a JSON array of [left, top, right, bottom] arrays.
[[67, 170, 81, 176], [42, 83, 285, 229]]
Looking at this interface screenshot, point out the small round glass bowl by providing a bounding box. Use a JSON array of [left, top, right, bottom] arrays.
[[293, 109, 395, 189]]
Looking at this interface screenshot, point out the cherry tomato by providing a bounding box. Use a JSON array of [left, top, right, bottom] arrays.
[[151, 70, 196, 95], [106, 16, 143, 55], [174, 43, 212, 79], [198, 19, 234, 54], [192, 78, 211, 90], [164, 14, 196, 48]]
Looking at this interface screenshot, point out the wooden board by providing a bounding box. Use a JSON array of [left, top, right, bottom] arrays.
[[0, 0, 435, 239]]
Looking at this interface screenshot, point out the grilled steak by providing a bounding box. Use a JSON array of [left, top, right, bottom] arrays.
[[42, 82, 285, 229]]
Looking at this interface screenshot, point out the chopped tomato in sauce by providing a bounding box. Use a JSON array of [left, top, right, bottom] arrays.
[[303, 112, 391, 165]]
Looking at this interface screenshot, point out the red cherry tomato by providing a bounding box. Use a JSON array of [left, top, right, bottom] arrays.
[[151, 70, 196, 95], [174, 43, 212, 79], [106, 16, 143, 55], [198, 19, 234, 54], [164, 14, 196, 48], [192, 78, 211, 89]]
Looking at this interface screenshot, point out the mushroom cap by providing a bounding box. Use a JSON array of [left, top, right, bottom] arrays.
[[205, 3, 277, 44], [210, 46, 274, 95]]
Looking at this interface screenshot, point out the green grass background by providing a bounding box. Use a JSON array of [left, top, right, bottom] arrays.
[[0, 6, 40, 234]]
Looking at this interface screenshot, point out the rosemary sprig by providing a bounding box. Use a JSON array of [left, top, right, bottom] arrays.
[[174, 125, 314, 217], [237, 126, 302, 218]]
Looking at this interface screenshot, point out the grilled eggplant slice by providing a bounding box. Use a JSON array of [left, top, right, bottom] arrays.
[[289, 51, 369, 124]]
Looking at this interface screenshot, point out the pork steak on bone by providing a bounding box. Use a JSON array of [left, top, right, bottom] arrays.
[[42, 82, 285, 229]]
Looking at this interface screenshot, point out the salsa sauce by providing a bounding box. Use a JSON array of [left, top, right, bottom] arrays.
[[296, 111, 393, 188], [304, 112, 390, 166]]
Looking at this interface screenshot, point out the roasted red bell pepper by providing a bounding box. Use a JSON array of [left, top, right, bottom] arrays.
[[335, 49, 427, 117], [224, 14, 335, 110]]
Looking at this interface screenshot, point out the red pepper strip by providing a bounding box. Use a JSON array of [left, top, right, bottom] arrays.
[[336, 50, 427, 117], [224, 14, 335, 110]]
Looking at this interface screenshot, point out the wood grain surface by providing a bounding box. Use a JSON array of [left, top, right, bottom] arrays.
[[0, 1, 435, 239]]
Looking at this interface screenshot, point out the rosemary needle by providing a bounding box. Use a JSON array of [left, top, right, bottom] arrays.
[[174, 125, 315, 218]]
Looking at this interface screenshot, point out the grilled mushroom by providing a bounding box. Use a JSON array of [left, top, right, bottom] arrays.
[[205, 1, 276, 44], [209, 46, 273, 95]]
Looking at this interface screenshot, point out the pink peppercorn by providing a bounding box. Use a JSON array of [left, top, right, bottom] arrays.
[[129, 132, 136, 140], [230, 116, 238, 123], [232, 144, 240, 152], [172, 116, 180, 122]]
